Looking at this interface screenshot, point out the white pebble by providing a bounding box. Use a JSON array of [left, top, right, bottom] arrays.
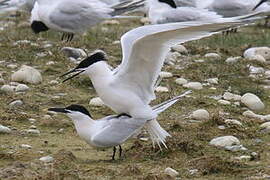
[[183, 82, 203, 90], [89, 97, 104, 107], [9, 100, 23, 107], [206, 78, 218, 85], [224, 145, 247, 152], [7, 64, 18, 69], [165, 51, 181, 65], [175, 78, 188, 85], [235, 155, 251, 161], [223, 92, 241, 101], [260, 122, 270, 131], [159, 71, 173, 78], [0, 125, 11, 133], [164, 167, 179, 177], [225, 119, 243, 126], [171, 44, 188, 54], [155, 86, 169, 93], [46, 61, 55, 65], [209, 136, 240, 147], [241, 93, 265, 111], [11, 65, 42, 84], [20, 144, 32, 149], [242, 110, 265, 121], [26, 129, 40, 134], [102, 20, 120, 25], [49, 80, 59, 85], [218, 100, 231, 105], [244, 47, 270, 61], [39, 155, 54, 163], [1, 85, 15, 93], [15, 84, 29, 92], [249, 66, 265, 74], [140, 17, 150, 24], [61, 47, 87, 59], [191, 109, 210, 120], [225, 56, 241, 63], [204, 53, 221, 59]]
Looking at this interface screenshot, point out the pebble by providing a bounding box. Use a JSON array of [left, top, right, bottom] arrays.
[[49, 80, 59, 85], [183, 82, 203, 90], [206, 78, 218, 84], [140, 17, 150, 24], [39, 155, 54, 163], [165, 51, 181, 65], [159, 71, 173, 78], [0, 125, 11, 133], [225, 56, 241, 63], [7, 64, 18, 69], [265, 70, 270, 78], [194, 59, 205, 63], [218, 125, 226, 130], [171, 44, 188, 54], [26, 129, 40, 134], [20, 144, 32, 149], [249, 66, 265, 74], [209, 136, 240, 147], [46, 61, 55, 65], [225, 119, 243, 126], [155, 86, 169, 92], [191, 109, 210, 120], [28, 118, 36, 123], [61, 47, 87, 59], [15, 84, 29, 92], [260, 122, 270, 132], [235, 155, 251, 161], [223, 92, 241, 101], [175, 78, 188, 85], [218, 100, 231, 105], [0, 78, 5, 85], [102, 20, 120, 25], [11, 65, 42, 84], [1, 85, 15, 93], [244, 47, 270, 61], [204, 53, 221, 60], [89, 97, 104, 107], [241, 93, 265, 111], [224, 145, 247, 152], [164, 167, 179, 177], [242, 110, 265, 121], [9, 100, 23, 107]]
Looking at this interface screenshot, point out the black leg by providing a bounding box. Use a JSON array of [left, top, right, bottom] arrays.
[[112, 146, 116, 160], [119, 145, 122, 158], [61, 33, 65, 41]]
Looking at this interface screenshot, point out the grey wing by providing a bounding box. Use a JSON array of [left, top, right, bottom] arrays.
[[91, 117, 145, 147]]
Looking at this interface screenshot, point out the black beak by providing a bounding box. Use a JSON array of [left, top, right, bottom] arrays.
[[48, 107, 69, 113], [60, 69, 85, 83], [253, 0, 267, 10]]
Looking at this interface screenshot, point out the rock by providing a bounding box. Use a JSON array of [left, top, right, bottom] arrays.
[[9, 100, 23, 107], [1, 85, 15, 93], [244, 47, 270, 61], [20, 144, 32, 149], [246, 55, 266, 63], [175, 78, 188, 85], [242, 110, 265, 121], [191, 109, 210, 120], [223, 92, 241, 101], [204, 53, 221, 60], [39, 155, 54, 163], [89, 97, 104, 107], [61, 47, 87, 59], [241, 93, 265, 111], [218, 125, 226, 130], [249, 66, 265, 74], [140, 17, 150, 24], [224, 145, 247, 152], [155, 86, 169, 92], [206, 78, 218, 84], [165, 51, 181, 65], [225, 119, 243, 126], [235, 155, 251, 161], [0, 125, 11, 133], [28, 118, 36, 123], [102, 20, 120, 25], [225, 56, 241, 63], [26, 129, 40, 134], [46, 61, 55, 65], [260, 122, 270, 132], [164, 167, 179, 177], [183, 82, 203, 90], [49, 80, 59, 85], [171, 44, 188, 54], [0, 78, 5, 85], [112, 40, 120, 45], [265, 70, 270, 78], [209, 136, 240, 147], [15, 84, 29, 92], [7, 64, 18, 69], [159, 71, 173, 78], [11, 65, 42, 84], [218, 100, 231, 105]]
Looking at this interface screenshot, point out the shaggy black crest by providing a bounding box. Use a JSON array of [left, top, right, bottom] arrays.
[[75, 51, 107, 69], [31, 21, 49, 34], [65, 104, 92, 118], [158, 0, 177, 8]]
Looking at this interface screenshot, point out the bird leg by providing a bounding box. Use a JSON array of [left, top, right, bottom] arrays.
[[112, 146, 117, 160], [61, 33, 74, 42], [119, 145, 122, 159]]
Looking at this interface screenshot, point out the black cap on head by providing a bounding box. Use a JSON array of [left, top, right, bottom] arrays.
[[253, 0, 268, 10], [76, 51, 107, 69], [65, 104, 92, 118], [158, 0, 177, 8], [31, 21, 49, 34]]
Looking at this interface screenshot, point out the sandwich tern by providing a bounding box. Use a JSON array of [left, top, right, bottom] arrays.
[[0, 0, 35, 13], [60, 15, 266, 147], [48, 91, 191, 160], [30, 0, 144, 41]]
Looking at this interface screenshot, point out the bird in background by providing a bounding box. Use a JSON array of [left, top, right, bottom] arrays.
[[48, 91, 191, 160], [59, 13, 267, 148], [30, 0, 145, 41], [253, 0, 270, 10], [0, 0, 35, 13]]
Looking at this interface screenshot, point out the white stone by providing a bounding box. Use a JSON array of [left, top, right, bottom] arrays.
[[265, 70, 270, 78], [242, 110, 265, 121], [0, 125, 11, 133], [89, 97, 104, 107], [206, 78, 218, 84], [46, 61, 55, 65], [243, 47, 270, 60], [171, 44, 188, 54], [260, 122, 270, 131], [26, 129, 40, 134], [165, 51, 181, 65], [191, 109, 210, 120], [49, 80, 59, 85], [1, 85, 15, 93], [218, 100, 231, 105], [235, 155, 251, 161], [246, 55, 266, 63], [28, 118, 36, 123], [9, 100, 23, 107], [155, 86, 169, 93], [183, 82, 203, 90], [225, 56, 241, 63], [204, 53, 221, 59], [61, 47, 87, 59], [175, 78, 188, 85], [15, 84, 29, 92], [223, 92, 241, 101], [102, 20, 120, 25], [11, 65, 42, 84], [7, 64, 18, 69], [159, 71, 173, 78], [224, 145, 247, 152], [140, 17, 151, 24], [112, 40, 120, 45], [241, 93, 265, 111], [0, 78, 5, 85], [164, 167, 179, 177], [20, 144, 32, 149], [218, 125, 226, 130], [209, 136, 240, 147], [39, 155, 54, 163], [249, 66, 265, 74], [225, 119, 243, 126]]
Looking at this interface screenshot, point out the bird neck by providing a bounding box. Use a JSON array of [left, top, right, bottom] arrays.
[[87, 61, 113, 86], [72, 115, 96, 141]]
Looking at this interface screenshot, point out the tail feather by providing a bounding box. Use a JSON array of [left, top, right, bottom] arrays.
[[110, 0, 145, 16]]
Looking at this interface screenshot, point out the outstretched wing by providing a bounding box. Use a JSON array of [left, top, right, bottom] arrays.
[[113, 15, 259, 104]]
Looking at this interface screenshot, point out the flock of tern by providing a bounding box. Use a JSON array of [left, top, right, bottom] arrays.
[[0, 0, 270, 159]]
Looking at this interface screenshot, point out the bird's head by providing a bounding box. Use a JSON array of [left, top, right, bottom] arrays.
[[31, 21, 49, 34], [48, 104, 92, 120], [253, 0, 268, 10], [61, 50, 107, 82]]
